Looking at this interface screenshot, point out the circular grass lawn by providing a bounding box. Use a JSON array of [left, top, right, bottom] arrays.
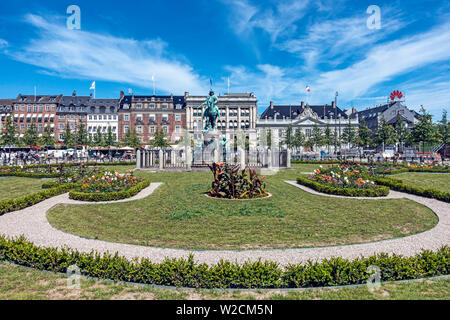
[[47, 168, 438, 250]]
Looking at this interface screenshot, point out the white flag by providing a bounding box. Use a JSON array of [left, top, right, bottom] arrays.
[[90, 81, 96, 90]]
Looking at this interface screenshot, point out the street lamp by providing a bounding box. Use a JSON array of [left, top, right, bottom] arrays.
[[334, 91, 338, 155]]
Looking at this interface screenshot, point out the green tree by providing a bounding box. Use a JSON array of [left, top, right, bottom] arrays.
[[23, 122, 39, 146], [120, 129, 141, 149], [39, 124, 56, 146], [283, 124, 295, 149], [150, 127, 170, 149], [266, 128, 272, 148], [437, 110, 449, 145], [341, 118, 357, 148], [1, 114, 17, 146], [292, 127, 305, 151], [311, 124, 324, 149], [375, 117, 396, 151], [104, 126, 117, 147], [323, 123, 334, 153], [93, 127, 103, 146], [76, 123, 88, 146], [357, 119, 372, 148], [412, 106, 434, 153], [394, 116, 411, 151], [62, 123, 73, 146]]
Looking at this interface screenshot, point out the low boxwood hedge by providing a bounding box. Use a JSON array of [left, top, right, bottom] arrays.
[[0, 161, 136, 171], [296, 176, 390, 197], [68, 179, 150, 202], [382, 168, 450, 175], [0, 172, 60, 179], [373, 177, 450, 203], [0, 236, 447, 289], [0, 183, 80, 215]]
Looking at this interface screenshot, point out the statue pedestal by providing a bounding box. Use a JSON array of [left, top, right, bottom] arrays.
[[202, 129, 222, 163]]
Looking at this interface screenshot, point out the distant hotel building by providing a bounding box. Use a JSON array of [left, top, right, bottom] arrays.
[[118, 93, 186, 144], [185, 92, 258, 141]]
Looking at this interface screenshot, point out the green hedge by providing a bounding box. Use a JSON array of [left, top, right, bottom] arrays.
[[382, 168, 450, 175], [68, 179, 150, 202], [0, 161, 136, 171], [373, 177, 450, 203], [296, 176, 390, 197], [0, 183, 79, 215], [0, 236, 447, 289], [0, 172, 60, 179]]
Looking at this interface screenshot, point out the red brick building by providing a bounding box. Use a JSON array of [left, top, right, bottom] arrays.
[[118, 93, 186, 145]]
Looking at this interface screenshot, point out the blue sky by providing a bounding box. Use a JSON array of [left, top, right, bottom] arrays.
[[0, 0, 449, 119]]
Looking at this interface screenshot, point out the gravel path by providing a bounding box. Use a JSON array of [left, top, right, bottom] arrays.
[[0, 181, 448, 268]]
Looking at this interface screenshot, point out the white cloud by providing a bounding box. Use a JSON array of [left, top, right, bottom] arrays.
[[7, 14, 207, 95], [0, 39, 8, 48], [224, 0, 310, 42]]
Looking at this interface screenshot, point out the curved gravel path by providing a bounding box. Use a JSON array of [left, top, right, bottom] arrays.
[[0, 181, 448, 268]]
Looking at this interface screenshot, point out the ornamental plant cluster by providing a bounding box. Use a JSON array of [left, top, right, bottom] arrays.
[[374, 162, 450, 175], [78, 169, 141, 193], [0, 236, 448, 289], [208, 162, 268, 199], [310, 163, 376, 190]]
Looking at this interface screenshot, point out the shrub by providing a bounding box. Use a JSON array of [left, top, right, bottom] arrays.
[[296, 176, 389, 197], [0, 235, 448, 289], [0, 183, 79, 215], [373, 177, 450, 202], [68, 179, 150, 202]]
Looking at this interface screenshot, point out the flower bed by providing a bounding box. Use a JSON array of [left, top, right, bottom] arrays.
[[68, 170, 150, 201], [298, 164, 389, 197], [371, 163, 450, 175], [0, 236, 448, 289], [207, 162, 268, 199]]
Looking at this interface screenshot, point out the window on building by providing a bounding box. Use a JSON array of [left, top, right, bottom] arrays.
[[20, 124, 25, 130], [149, 114, 155, 121], [113, 115, 117, 120], [163, 125, 168, 133], [102, 126, 107, 132], [21, 105, 25, 111], [124, 114, 129, 121], [136, 103, 142, 109], [175, 114, 181, 121], [112, 126, 116, 132], [162, 114, 168, 122], [162, 104, 168, 109], [88, 126, 92, 132], [150, 126, 155, 133], [28, 105, 32, 112], [59, 115, 65, 120], [136, 115, 142, 122], [175, 125, 181, 133], [33, 105, 37, 112], [51, 105, 55, 111], [305, 129, 311, 137], [45, 105, 49, 111], [59, 123, 64, 130], [149, 104, 155, 109], [39, 105, 43, 112], [59, 133, 63, 140], [124, 125, 129, 133], [136, 125, 142, 134]]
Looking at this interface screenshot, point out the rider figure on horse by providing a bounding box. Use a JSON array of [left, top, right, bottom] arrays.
[[199, 89, 220, 133]]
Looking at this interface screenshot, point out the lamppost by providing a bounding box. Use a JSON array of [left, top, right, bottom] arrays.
[[334, 91, 338, 155]]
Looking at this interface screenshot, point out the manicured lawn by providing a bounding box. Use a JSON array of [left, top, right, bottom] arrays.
[[47, 166, 438, 250], [390, 173, 450, 193], [0, 177, 52, 200], [0, 262, 448, 300]]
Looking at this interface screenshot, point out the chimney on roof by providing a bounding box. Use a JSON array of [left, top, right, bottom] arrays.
[[120, 91, 124, 99], [72, 90, 76, 97], [184, 92, 189, 98], [270, 101, 274, 109], [332, 100, 336, 109], [301, 101, 304, 109], [170, 93, 173, 99]]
